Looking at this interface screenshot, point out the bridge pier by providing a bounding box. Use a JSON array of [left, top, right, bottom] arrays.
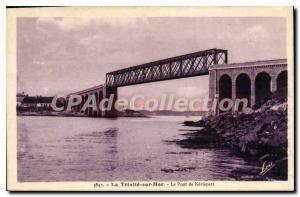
[[271, 75, 277, 93], [250, 79, 255, 108], [231, 78, 237, 106], [102, 86, 118, 118]]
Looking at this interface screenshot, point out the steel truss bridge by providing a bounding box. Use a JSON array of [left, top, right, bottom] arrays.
[[106, 48, 228, 87]]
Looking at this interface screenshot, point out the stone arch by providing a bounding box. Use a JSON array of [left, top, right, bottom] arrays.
[[276, 70, 287, 99], [72, 96, 80, 112], [80, 95, 84, 112], [76, 98, 80, 112], [94, 92, 99, 117], [62, 97, 67, 110], [88, 94, 93, 117], [219, 74, 232, 99], [84, 95, 88, 115], [98, 91, 103, 117], [236, 73, 251, 109], [219, 74, 232, 112], [255, 72, 271, 106]]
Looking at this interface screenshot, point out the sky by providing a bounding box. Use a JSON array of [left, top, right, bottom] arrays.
[[17, 17, 286, 99]]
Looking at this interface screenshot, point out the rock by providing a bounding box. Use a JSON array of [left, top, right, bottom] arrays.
[[175, 95, 288, 180], [243, 107, 254, 114], [270, 102, 287, 111], [177, 96, 287, 169]]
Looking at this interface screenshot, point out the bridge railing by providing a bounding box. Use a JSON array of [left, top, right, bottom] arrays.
[[106, 48, 228, 87]]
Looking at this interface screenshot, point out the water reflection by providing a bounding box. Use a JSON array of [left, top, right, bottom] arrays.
[[17, 116, 260, 182]]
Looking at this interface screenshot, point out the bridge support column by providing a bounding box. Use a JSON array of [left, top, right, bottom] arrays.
[[208, 69, 217, 115], [231, 79, 236, 111], [103, 86, 118, 118], [271, 75, 277, 93], [251, 79, 255, 107], [97, 91, 102, 117]]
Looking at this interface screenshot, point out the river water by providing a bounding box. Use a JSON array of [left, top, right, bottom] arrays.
[[17, 116, 260, 182]]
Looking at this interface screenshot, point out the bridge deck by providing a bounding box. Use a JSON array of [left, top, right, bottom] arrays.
[[106, 48, 228, 87]]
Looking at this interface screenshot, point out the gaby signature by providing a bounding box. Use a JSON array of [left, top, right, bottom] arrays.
[[259, 161, 275, 176]]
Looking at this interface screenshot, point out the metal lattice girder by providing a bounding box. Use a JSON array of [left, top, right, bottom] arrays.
[[106, 48, 228, 87]]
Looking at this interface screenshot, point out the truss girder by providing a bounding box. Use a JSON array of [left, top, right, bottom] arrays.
[[106, 48, 228, 87]]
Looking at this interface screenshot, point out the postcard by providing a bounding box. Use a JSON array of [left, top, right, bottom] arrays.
[[7, 6, 294, 191]]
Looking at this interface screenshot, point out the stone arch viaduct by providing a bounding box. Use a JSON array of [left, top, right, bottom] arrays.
[[209, 59, 287, 114], [66, 49, 287, 117]]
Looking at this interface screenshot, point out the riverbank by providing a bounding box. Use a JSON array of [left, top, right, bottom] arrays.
[[177, 97, 288, 180], [17, 111, 87, 117], [118, 109, 149, 118], [17, 109, 149, 118]]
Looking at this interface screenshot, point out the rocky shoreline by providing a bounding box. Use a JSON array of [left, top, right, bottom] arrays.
[[176, 97, 288, 180]]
